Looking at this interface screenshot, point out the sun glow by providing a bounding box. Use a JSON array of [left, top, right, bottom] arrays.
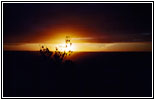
[[55, 36, 75, 53], [56, 43, 74, 52]]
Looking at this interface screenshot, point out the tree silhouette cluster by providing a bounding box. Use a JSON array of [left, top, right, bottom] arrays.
[[39, 36, 73, 64]]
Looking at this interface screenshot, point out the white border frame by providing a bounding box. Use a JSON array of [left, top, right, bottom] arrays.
[[1, 1, 154, 99]]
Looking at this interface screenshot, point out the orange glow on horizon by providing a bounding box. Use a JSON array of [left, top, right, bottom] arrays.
[[3, 30, 152, 52], [3, 42, 152, 52]]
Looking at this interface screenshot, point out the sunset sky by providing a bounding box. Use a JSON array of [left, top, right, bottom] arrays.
[[3, 3, 152, 51]]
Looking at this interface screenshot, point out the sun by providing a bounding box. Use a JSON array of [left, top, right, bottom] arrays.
[[56, 43, 74, 52], [55, 36, 75, 53]]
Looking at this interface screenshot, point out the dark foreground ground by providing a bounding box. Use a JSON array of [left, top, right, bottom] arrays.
[[3, 51, 152, 97]]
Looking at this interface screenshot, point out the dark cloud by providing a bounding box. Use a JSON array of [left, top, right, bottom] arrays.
[[3, 3, 152, 43]]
